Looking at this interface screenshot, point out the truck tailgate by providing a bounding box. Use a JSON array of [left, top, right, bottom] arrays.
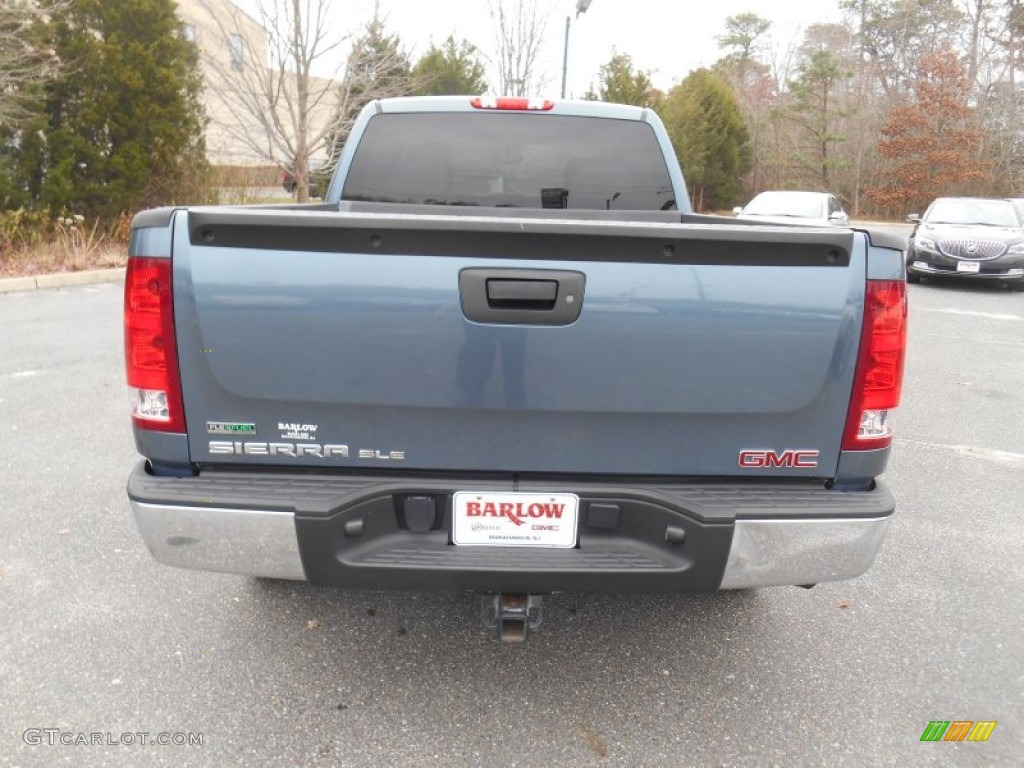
[[171, 209, 864, 477]]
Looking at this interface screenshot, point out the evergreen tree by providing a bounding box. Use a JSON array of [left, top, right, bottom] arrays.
[[712, 13, 775, 200], [36, 0, 206, 216], [349, 19, 413, 99], [715, 11, 772, 82], [412, 36, 487, 96], [784, 48, 852, 189], [661, 69, 751, 211], [327, 18, 414, 162], [583, 53, 663, 109]]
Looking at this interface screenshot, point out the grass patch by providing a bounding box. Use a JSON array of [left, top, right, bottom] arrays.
[[0, 212, 130, 278]]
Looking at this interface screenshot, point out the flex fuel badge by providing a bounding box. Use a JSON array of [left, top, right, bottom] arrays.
[[206, 421, 256, 435]]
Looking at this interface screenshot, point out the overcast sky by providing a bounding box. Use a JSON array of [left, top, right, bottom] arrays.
[[236, 0, 844, 96]]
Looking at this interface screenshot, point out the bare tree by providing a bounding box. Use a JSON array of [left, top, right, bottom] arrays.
[[975, 0, 1024, 191], [489, 0, 550, 95], [197, 1, 421, 202], [198, 0, 350, 202], [0, 1, 64, 127], [839, 0, 964, 95], [715, 14, 775, 196]]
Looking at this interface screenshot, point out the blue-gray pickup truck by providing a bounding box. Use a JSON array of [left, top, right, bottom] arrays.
[[124, 96, 907, 640]]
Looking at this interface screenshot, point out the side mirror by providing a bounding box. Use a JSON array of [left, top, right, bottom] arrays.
[[906, 214, 921, 223], [828, 211, 849, 223], [732, 206, 743, 215]]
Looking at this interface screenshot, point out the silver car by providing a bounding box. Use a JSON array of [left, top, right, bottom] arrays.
[[733, 190, 850, 226]]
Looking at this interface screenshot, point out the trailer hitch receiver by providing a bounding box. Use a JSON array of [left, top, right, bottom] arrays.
[[480, 593, 544, 643]]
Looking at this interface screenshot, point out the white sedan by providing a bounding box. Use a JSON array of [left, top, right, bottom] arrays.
[[733, 190, 850, 226]]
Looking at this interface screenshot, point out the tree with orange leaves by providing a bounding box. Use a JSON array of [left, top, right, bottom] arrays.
[[867, 49, 990, 216]]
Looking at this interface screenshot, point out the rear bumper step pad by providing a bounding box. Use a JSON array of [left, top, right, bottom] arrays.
[[128, 462, 893, 591]]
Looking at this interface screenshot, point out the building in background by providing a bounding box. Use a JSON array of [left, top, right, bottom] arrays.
[[175, 0, 336, 179], [175, 0, 266, 167]]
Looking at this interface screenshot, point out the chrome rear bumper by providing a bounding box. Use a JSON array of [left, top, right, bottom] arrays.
[[132, 502, 306, 581], [719, 516, 890, 589], [131, 502, 890, 590]]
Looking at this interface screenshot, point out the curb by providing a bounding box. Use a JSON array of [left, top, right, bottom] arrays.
[[0, 267, 126, 295]]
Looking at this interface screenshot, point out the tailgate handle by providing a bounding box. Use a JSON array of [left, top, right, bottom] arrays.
[[486, 279, 558, 309], [460, 268, 585, 326]]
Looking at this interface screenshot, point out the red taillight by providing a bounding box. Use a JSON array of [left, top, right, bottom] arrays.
[[124, 256, 185, 433], [470, 96, 554, 111], [842, 280, 907, 451]]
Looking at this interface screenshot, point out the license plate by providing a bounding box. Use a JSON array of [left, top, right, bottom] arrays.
[[452, 492, 579, 548], [912, 260, 928, 270], [957, 261, 981, 273]]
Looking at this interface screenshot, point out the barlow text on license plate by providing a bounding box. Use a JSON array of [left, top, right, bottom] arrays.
[[452, 492, 579, 548]]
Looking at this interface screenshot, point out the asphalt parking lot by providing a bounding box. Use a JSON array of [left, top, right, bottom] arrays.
[[1, 276, 1021, 767]]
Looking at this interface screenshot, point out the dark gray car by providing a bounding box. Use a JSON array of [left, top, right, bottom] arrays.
[[906, 197, 1024, 290]]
